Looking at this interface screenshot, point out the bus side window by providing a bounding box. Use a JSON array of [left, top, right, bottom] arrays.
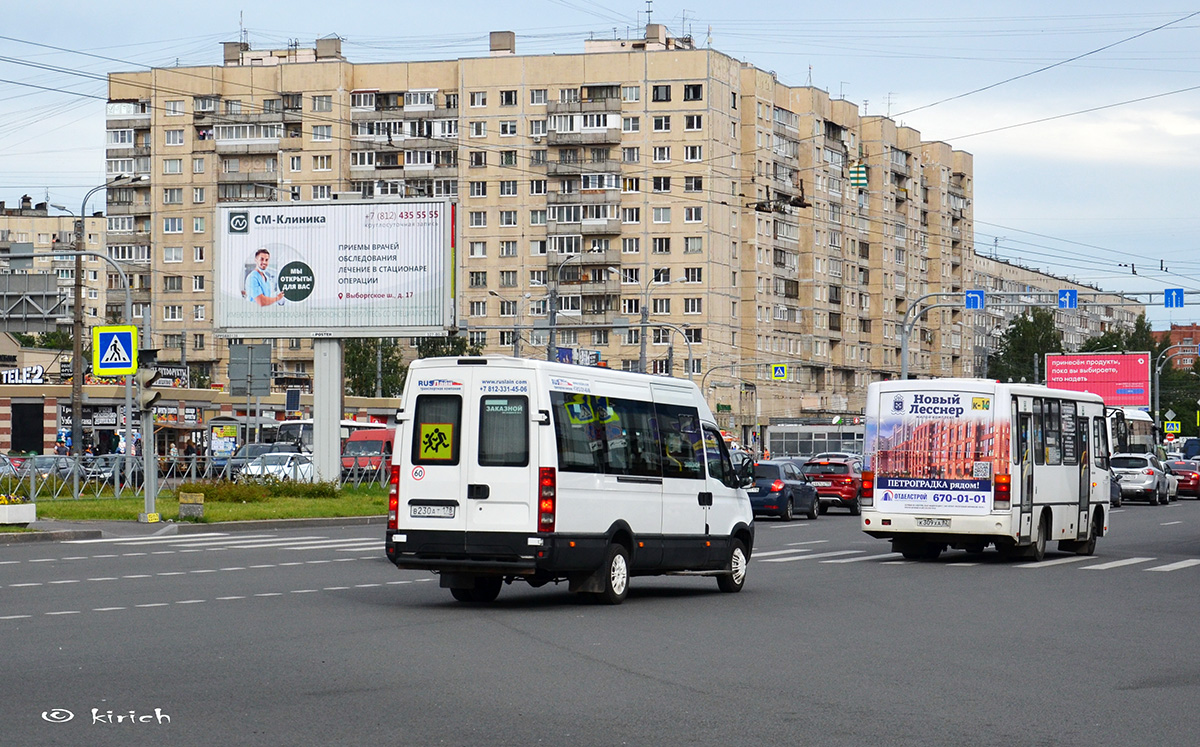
[[1093, 417, 1109, 470], [1033, 398, 1045, 466]]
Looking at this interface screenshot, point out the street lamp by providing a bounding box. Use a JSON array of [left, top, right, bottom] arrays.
[[638, 276, 687, 374], [546, 252, 584, 362], [70, 174, 148, 460], [1155, 344, 1195, 424], [489, 290, 531, 357]]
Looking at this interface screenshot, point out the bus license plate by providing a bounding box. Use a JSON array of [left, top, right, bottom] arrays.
[[411, 505, 455, 519], [916, 517, 950, 528], [811, 481, 832, 487]]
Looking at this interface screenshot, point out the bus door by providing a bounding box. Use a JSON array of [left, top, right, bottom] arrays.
[[1074, 407, 1090, 540], [1016, 397, 1035, 543]]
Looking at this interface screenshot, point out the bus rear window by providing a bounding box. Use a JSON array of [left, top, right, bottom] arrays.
[[412, 395, 461, 466], [479, 396, 529, 467]]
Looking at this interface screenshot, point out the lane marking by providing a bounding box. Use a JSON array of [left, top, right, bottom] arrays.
[[881, 560, 913, 565], [306, 560, 332, 565], [189, 569, 216, 574], [65, 533, 233, 544], [0, 560, 19, 565], [762, 550, 864, 563], [87, 577, 118, 581], [754, 548, 814, 558], [821, 553, 902, 564], [135, 603, 169, 608], [945, 562, 980, 567], [121, 552, 147, 557], [1147, 559, 1200, 572], [94, 554, 117, 558], [122, 574, 151, 579], [151, 551, 175, 555], [1082, 557, 1156, 571], [786, 540, 829, 547], [255, 593, 282, 597], [176, 600, 206, 605], [93, 607, 125, 612], [29, 558, 55, 563], [1161, 521, 1183, 526], [157, 572, 186, 576], [174, 536, 330, 550], [0, 615, 31, 620], [46, 611, 80, 616], [49, 580, 80, 585], [61, 556, 88, 561], [1016, 556, 1090, 569], [216, 596, 245, 600], [11, 583, 42, 587], [279, 562, 304, 566], [324, 586, 349, 590], [354, 583, 381, 588], [291, 589, 318, 594], [249, 564, 276, 569], [220, 567, 246, 572]]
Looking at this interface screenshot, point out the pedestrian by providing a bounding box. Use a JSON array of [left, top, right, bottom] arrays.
[[133, 438, 142, 457], [54, 439, 67, 456]]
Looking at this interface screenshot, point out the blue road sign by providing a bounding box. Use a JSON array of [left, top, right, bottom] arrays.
[[92, 325, 137, 376], [1058, 289, 1078, 309], [556, 347, 574, 364], [964, 290, 985, 310], [772, 364, 787, 380], [1165, 288, 1185, 308]]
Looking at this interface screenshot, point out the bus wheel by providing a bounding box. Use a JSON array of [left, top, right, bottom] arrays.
[[1027, 515, 1048, 562], [597, 544, 630, 605], [450, 577, 502, 603], [717, 539, 748, 593], [1075, 513, 1100, 556]]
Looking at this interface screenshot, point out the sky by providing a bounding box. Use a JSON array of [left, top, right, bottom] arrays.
[[2, 0, 1198, 330]]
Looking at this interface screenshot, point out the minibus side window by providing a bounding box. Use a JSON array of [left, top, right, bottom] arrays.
[[702, 426, 736, 488], [478, 396, 529, 467], [604, 396, 661, 478], [412, 395, 462, 466], [1045, 399, 1062, 465], [550, 392, 662, 477], [1033, 398, 1045, 466], [551, 392, 604, 473], [656, 404, 704, 480]]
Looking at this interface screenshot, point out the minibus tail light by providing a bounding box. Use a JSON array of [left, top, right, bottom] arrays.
[[860, 470, 874, 508], [387, 465, 401, 530], [994, 473, 1011, 511], [538, 467, 556, 533]]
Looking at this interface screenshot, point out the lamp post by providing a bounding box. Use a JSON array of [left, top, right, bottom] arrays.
[[489, 290, 530, 357], [546, 252, 583, 362], [638, 276, 686, 374], [1155, 344, 1193, 425]]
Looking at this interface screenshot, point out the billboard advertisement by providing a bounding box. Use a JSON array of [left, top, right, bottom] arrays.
[[1045, 352, 1150, 408], [215, 200, 454, 337]]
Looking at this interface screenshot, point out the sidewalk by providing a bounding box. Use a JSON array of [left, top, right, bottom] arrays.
[[0, 515, 386, 544]]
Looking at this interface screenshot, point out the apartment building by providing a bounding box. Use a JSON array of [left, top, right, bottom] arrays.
[[0, 197, 109, 354], [105, 26, 986, 442]]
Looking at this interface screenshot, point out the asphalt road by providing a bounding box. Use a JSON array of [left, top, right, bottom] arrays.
[[2, 499, 1199, 746]]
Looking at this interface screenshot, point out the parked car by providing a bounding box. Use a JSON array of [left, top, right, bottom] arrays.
[[1166, 460, 1200, 498], [17, 455, 84, 481], [0, 455, 17, 477], [748, 459, 818, 521], [801, 457, 864, 515], [84, 454, 144, 487], [1110, 453, 1170, 504], [812, 451, 861, 460], [222, 442, 304, 479], [239, 452, 315, 482]]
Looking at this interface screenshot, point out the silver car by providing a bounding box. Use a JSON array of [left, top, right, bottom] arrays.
[[1110, 453, 1169, 505]]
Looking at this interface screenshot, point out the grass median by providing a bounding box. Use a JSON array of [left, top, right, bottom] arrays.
[[34, 481, 388, 523]]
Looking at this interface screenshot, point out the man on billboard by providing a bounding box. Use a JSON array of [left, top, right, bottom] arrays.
[[244, 248, 285, 307]]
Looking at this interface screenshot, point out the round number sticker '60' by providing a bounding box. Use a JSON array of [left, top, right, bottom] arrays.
[[411, 466, 426, 481]]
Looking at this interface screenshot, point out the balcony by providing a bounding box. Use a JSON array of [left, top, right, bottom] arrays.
[[105, 146, 152, 159], [104, 201, 152, 217], [202, 112, 287, 125], [218, 170, 279, 184], [546, 128, 622, 146], [546, 98, 622, 115], [215, 140, 281, 155], [547, 159, 620, 177], [547, 190, 619, 205]]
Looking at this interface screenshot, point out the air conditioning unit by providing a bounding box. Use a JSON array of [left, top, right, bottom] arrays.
[[532, 135, 542, 143]]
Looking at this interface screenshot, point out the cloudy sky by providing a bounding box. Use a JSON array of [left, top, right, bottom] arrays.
[[2, 1, 1197, 328]]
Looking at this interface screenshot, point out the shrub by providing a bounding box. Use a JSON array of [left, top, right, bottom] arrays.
[[174, 480, 271, 503]]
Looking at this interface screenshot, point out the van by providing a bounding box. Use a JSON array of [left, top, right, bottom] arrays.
[[341, 427, 396, 473], [385, 356, 756, 604]]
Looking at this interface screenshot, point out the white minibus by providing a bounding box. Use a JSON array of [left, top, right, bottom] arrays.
[[385, 357, 756, 604], [861, 378, 1110, 561]]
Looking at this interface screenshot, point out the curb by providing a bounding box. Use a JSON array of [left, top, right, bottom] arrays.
[[0, 529, 104, 544]]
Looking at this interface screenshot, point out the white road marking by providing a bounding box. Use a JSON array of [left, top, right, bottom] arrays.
[[176, 600, 206, 605], [135, 603, 169, 608], [1147, 559, 1200, 572], [216, 596, 245, 600], [945, 562, 980, 567], [189, 569, 216, 574], [65, 533, 233, 544], [291, 589, 318, 594], [1082, 557, 1156, 570], [355, 583, 381, 588], [93, 607, 125, 612], [11, 583, 42, 587], [93, 554, 117, 558], [324, 586, 349, 590], [821, 553, 902, 564], [29, 558, 55, 563], [0, 560, 18, 565], [178, 536, 330, 550], [49, 580, 80, 584], [762, 550, 864, 563], [306, 560, 332, 564], [157, 572, 186, 577], [0, 615, 31, 620], [249, 564, 276, 569], [754, 548, 814, 558], [279, 562, 304, 566], [880, 560, 913, 565], [60, 556, 88, 561], [122, 574, 151, 579], [255, 593, 282, 597], [786, 540, 829, 547], [1016, 556, 1090, 569], [151, 551, 174, 555], [45, 611, 80, 616], [121, 552, 147, 557], [220, 567, 246, 571], [1161, 521, 1183, 526], [87, 577, 118, 581]]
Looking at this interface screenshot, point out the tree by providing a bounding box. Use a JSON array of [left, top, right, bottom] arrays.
[[344, 338, 407, 397], [987, 307, 1063, 384], [416, 335, 483, 359]]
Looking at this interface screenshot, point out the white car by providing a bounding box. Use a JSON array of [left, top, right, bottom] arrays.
[[239, 452, 315, 482]]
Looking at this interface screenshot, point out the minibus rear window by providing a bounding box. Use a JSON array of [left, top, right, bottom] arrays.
[[479, 396, 529, 467], [412, 395, 461, 466]]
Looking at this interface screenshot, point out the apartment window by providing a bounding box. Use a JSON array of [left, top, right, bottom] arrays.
[[469, 91, 487, 107], [163, 159, 182, 174], [163, 218, 183, 234], [193, 334, 205, 350], [530, 150, 547, 165], [529, 179, 546, 195], [529, 119, 547, 137], [469, 241, 487, 258], [684, 237, 703, 254], [622, 298, 641, 315], [530, 88, 547, 105], [289, 156, 301, 172], [312, 125, 332, 142], [684, 267, 702, 282], [499, 270, 517, 288], [222, 158, 240, 173], [621, 207, 640, 224], [530, 210, 547, 225], [163, 306, 182, 321], [622, 177, 640, 193], [290, 186, 301, 201], [652, 207, 671, 224], [193, 217, 206, 233], [683, 84, 703, 101], [622, 238, 640, 254], [622, 116, 640, 133], [469, 181, 487, 197], [165, 129, 184, 146], [530, 240, 547, 256], [653, 299, 671, 314], [262, 98, 280, 113], [108, 218, 134, 234], [193, 246, 205, 262], [496, 180, 516, 197], [559, 88, 580, 103], [469, 211, 487, 228], [225, 100, 242, 114], [653, 176, 671, 192], [445, 92, 459, 109], [621, 85, 640, 102], [312, 185, 331, 200], [684, 115, 702, 130], [684, 206, 702, 223], [470, 121, 486, 137], [163, 275, 183, 292], [469, 151, 486, 167], [192, 274, 205, 291], [163, 246, 183, 263], [684, 145, 702, 162], [312, 95, 332, 112], [651, 85, 671, 102], [193, 187, 205, 204], [653, 115, 671, 132], [351, 91, 375, 109], [652, 238, 671, 254], [192, 156, 205, 174], [684, 176, 703, 192], [500, 210, 517, 226], [469, 300, 486, 316], [165, 100, 183, 115], [163, 188, 182, 204], [622, 147, 640, 163], [499, 240, 517, 257], [684, 298, 702, 314], [652, 146, 670, 162], [499, 89, 517, 107], [500, 150, 517, 166], [350, 151, 374, 167], [193, 304, 206, 321], [500, 120, 518, 136], [194, 97, 216, 113]]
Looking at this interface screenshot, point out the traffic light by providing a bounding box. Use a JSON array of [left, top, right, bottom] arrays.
[[136, 368, 161, 410]]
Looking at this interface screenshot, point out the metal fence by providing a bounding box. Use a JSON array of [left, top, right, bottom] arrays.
[[0, 452, 392, 502]]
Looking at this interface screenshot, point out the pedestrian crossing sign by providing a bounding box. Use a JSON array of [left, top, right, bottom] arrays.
[[92, 325, 138, 376], [772, 364, 787, 380]]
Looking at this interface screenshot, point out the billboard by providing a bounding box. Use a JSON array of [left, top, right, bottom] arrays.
[[1045, 352, 1151, 408], [215, 200, 454, 337]]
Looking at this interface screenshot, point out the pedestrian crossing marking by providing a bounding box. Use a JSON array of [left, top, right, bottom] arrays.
[[1147, 559, 1200, 572], [1082, 557, 1155, 571]]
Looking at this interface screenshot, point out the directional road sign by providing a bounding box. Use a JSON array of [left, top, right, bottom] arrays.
[[92, 325, 138, 376], [964, 290, 985, 310], [1165, 288, 1185, 308], [1058, 289, 1077, 309], [771, 364, 787, 380]]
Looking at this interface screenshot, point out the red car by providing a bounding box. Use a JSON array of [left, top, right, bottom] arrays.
[[1166, 460, 1200, 497], [800, 458, 864, 515]]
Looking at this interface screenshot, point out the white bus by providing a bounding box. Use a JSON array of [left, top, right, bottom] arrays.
[[385, 356, 755, 604], [1107, 407, 1157, 455], [861, 378, 1110, 562], [275, 419, 386, 450]]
